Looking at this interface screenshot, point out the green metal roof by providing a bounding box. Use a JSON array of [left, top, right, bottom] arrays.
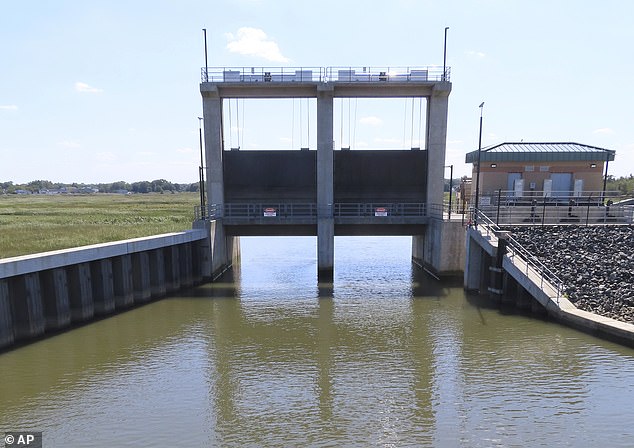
[[465, 142, 616, 163]]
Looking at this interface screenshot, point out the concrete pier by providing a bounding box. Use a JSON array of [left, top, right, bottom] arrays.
[[317, 85, 334, 280], [0, 230, 209, 350], [412, 219, 465, 278]]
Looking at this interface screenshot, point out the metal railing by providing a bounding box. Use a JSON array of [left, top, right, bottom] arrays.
[[201, 67, 325, 83], [469, 190, 633, 226], [195, 202, 435, 221], [473, 209, 565, 303], [478, 203, 633, 226], [324, 66, 449, 83], [333, 202, 426, 218], [201, 66, 450, 83]]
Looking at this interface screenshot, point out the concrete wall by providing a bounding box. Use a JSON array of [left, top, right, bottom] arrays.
[[0, 230, 208, 350], [412, 219, 466, 278]]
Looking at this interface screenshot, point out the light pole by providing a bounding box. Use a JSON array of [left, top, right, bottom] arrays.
[[602, 149, 611, 203], [203, 29, 209, 82], [198, 117, 205, 219], [474, 102, 484, 226], [445, 164, 454, 219], [443, 27, 449, 81]]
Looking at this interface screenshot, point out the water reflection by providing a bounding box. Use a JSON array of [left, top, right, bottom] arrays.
[[1, 237, 634, 447]]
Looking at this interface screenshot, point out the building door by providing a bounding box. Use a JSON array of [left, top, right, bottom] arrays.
[[551, 173, 572, 197], [507, 173, 522, 197]]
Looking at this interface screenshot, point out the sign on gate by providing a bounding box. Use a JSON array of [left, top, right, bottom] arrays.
[[374, 207, 388, 217]]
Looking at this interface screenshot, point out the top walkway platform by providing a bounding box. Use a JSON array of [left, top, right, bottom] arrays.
[[201, 66, 450, 84]]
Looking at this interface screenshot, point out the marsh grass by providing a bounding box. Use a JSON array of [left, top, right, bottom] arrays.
[[0, 193, 199, 258]]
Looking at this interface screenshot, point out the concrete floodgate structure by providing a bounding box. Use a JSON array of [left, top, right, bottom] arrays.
[[0, 230, 229, 350], [199, 66, 463, 280], [464, 213, 634, 347]]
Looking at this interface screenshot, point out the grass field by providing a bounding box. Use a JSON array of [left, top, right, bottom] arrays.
[[0, 193, 199, 259]]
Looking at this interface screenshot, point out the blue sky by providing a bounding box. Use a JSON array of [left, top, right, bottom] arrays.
[[1, 0, 633, 184]]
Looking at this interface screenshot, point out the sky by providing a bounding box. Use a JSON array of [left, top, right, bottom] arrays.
[[1, 0, 633, 184]]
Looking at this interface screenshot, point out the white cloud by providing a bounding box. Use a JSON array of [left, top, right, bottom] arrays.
[[75, 82, 103, 93], [176, 147, 194, 154], [593, 128, 615, 135], [467, 50, 486, 58], [226, 27, 289, 63], [359, 116, 383, 127], [0, 105, 18, 110], [58, 139, 81, 149]]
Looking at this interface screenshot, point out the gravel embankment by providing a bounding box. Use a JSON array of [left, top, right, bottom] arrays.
[[505, 226, 634, 323]]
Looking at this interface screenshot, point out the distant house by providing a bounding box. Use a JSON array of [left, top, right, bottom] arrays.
[[15, 189, 32, 195], [465, 142, 616, 201]]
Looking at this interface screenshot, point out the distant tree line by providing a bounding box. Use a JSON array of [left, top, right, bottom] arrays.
[[606, 175, 634, 197], [0, 179, 201, 194]]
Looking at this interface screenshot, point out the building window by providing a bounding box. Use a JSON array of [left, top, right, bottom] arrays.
[[525, 165, 535, 172], [540, 166, 550, 172]]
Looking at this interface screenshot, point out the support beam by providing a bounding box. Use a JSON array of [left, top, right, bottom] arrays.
[[40, 268, 71, 330], [10, 273, 45, 340], [91, 260, 115, 315], [112, 255, 134, 309], [132, 252, 152, 303], [202, 90, 225, 208], [426, 85, 451, 209], [179, 243, 194, 288], [317, 85, 334, 280], [0, 279, 14, 349], [68, 263, 94, 322], [164, 246, 181, 293], [149, 249, 167, 298]]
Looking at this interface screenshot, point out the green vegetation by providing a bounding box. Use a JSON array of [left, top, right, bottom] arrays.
[[0, 193, 199, 259], [606, 175, 634, 197], [0, 179, 199, 194]]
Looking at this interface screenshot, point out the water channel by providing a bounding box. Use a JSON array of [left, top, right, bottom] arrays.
[[1, 236, 634, 447]]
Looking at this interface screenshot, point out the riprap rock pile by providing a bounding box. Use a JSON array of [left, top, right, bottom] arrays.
[[505, 226, 634, 323]]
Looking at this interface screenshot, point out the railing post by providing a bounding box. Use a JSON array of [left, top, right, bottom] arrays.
[[586, 202, 590, 226]]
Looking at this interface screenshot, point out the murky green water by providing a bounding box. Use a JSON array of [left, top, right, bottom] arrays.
[[1, 236, 634, 447]]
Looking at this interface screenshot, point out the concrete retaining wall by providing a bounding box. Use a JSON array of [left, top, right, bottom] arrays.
[[0, 230, 209, 350]]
